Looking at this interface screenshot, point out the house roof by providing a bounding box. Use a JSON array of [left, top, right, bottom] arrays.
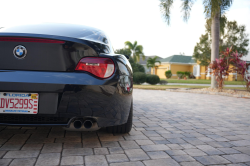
[[137, 55, 163, 65], [160, 55, 196, 64]]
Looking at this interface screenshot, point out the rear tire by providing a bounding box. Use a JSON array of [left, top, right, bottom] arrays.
[[106, 103, 133, 134]]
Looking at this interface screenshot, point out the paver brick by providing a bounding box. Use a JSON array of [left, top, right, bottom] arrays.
[[85, 155, 108, 166], [109, 147, 124, 154], [141, 144, 170, 151], [196, 145, 224, 155], [0, 159, 12, 166], [4, 150, 40, 158], [125, 149, 150, 161], [180, 161, 203, 166], [21, 143, 43, 150], [9, 158, 36, 166], [94, 148, 109, 155], [194, 155, 231, 165], [61, 156, 84, 165], [222, 154, 250, 163], [119, 141, 140, 149], [143, 158, 180, 166], [135, 139, 154, 145], [35, 153, 60, 166], [172, 155, 195, 162], [166, 150, 187, 156], [106, 154, 129, 163], [110, 161, 144, 166], [62, 148, 93, 156], [41, 143, 62, 153], [233, 147, 250, 155], [147, 151, 170, 159]]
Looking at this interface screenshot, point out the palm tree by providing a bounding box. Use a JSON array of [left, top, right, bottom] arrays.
[[125, 41, 145, 63], [147, 56, 161, 75], [160, 0, 233, 88]]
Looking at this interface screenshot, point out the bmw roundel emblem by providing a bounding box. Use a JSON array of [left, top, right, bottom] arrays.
[[13, 45, 27, 59]]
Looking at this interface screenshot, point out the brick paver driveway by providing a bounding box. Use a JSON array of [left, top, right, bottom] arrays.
[[0, 89, 250, 166]]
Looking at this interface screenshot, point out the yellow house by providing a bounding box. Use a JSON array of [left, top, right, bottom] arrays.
[[152, 55, 250, 81], [152, 55, 197, 79]]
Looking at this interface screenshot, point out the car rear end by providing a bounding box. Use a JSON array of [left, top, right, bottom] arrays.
[[0, 25, 133, 130]]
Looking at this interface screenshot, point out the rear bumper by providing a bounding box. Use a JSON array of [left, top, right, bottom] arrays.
[[0, 70, 133, 127]]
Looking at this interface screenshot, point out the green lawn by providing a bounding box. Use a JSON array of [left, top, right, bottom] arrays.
[[161, 79, 245, 85], [134, 85, 246, 90]]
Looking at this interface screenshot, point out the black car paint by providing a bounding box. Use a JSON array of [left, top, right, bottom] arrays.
[[0, 23, 133, 127]]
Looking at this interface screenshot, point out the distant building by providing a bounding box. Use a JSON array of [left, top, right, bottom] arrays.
[[153, 55, 196, 79], [137, 56, 162, 74], [152, 55, 250, 81]]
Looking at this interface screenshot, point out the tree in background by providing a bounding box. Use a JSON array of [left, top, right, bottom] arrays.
[[114, 47, 145, 73], [146, 56, 161, 74], [159, 0, 233, 88], [125, 41, 145, 63], [114, 48, 131, 57], [193, 18, 249, 66], [129, 58, 145, 73]]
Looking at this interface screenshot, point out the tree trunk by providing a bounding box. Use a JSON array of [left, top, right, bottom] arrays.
[[211, 12, 220, 88]]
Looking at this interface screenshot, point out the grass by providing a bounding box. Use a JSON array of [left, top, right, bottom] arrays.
[[161, 79, 245, 85], [134, 85, 246, 90]]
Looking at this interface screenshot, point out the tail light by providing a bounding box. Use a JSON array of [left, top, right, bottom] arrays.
[[0, 37, 65, 44], [75, 57, 115, 78]]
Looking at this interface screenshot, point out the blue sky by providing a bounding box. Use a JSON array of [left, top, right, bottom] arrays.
[[1, 0, 250, 60]]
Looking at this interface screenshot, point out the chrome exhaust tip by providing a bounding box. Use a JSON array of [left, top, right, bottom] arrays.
[[83, 120, 93, 129], [73, 120, 83, 129]]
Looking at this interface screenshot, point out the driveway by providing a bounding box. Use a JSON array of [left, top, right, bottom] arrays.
[[0, 89, 250, 166]]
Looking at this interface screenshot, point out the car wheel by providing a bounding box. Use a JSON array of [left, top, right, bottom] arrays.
[[106, 103, 133, 134]]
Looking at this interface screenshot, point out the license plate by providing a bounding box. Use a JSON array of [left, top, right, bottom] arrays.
[[0, 92, 39, 114]]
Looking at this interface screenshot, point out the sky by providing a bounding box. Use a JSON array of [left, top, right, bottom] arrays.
[[0, 0, 250, 60]]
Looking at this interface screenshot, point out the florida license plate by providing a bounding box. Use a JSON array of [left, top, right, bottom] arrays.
[[0, 92, 39, 114]]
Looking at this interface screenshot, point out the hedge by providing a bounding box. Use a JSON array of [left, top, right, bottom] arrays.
[[165, 70, 172, 78], [146, 74, 160, 85], [133, 72, 147, 84]]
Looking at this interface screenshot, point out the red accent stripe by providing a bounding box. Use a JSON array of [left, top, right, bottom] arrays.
[[34, 101, 38, 103], [34, 104, 37, 107], [33, 108, 37, 110], [0, 37, 65, 44]]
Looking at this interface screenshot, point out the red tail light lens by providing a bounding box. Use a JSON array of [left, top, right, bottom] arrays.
[[75, 57, 115, 78], [0, 37, 65, 44]]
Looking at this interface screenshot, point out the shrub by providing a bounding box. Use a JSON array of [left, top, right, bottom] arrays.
[[176, 71, 185, 78], [209, 47, 249, 92], [159, 80, 168, 85], [129, 59, 145, 73], [165, 70, 172, 78], [133, 72, 147, 84], [146, 75, 160, 85], [184, 71, 191, 78]]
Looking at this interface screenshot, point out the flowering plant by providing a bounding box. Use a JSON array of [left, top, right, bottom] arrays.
[[209, 47, 249, 92]]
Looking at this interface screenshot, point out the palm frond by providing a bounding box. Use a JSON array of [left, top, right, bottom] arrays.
[[160, 0, 174, 25], [135, 45, 144, 54], [124, 41, 133, 50], [181, 0, 195, 22], [220, 0, 233, 14], [203, 0, 232, 18], [133, 41, 138, 49]]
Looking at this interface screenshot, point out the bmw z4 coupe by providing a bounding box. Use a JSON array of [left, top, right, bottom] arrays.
[[0, 23, 133, 133]]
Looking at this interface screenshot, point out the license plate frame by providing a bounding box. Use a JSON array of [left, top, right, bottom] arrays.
[[0, 92, 39, 114]]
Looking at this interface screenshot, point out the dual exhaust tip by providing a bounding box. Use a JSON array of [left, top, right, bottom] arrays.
[[73, 119, 93, 129]]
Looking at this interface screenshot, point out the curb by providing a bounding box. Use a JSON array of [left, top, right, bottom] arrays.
[[166, 89, 250, 99]]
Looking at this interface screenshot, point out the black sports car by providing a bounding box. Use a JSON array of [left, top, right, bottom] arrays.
[[0, 23, 133, 133]]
